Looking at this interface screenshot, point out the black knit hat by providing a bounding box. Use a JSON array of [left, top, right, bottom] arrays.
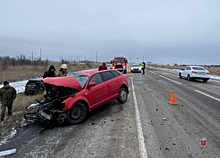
[[3, 81, 9, 85]]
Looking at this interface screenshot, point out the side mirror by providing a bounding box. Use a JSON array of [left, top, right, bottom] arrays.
[[88, 82, 96, 88]]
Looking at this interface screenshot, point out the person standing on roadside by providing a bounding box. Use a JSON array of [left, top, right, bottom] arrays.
[[142, 62, 146, 74], [43, 65, 56, 93], [0, 81, 17, 122], [99, 62, 107, 71], [56, 64, 68, 77]]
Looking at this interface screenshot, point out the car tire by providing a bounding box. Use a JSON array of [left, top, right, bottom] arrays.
[[67, 102, 88, 125], [117, 87, 128, 104], [187, 75, 191, 81], [179, 73, 182, 78], [124, 69, 127, 74], [203, 79, 209, 83]]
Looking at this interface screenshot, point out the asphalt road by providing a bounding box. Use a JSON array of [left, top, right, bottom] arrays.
[[1, 66, 220, 158]]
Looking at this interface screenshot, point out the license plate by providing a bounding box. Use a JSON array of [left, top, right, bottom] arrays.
[[199, 72, 205, 75]]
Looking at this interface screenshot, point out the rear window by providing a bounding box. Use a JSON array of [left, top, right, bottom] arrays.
[[101, 71, 115, 81], [132, 65, 140, 67], [111, 71, 121, 77], [192, 67, 205, 70]]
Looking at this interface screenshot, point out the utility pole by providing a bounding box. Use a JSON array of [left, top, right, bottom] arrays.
[[142, 55, 144, 62], [96, 51, 97, 63], [40, 49, 42, 64], [32, 52, 33, 62]]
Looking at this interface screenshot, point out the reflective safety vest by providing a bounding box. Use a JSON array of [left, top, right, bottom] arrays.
[[142, 63, 145, 68]]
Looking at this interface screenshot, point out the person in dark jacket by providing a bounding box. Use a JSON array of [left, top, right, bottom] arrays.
[[0, 81, 17, 122], [43, 65, 56, 92], [99, 63, 107, 71]]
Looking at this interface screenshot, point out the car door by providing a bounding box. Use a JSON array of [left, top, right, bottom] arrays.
[[100, 71, 119, 100], [86, 73, 108, 109], [182, 67, 188, 77]]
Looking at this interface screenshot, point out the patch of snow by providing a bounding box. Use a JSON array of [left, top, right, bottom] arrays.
[[0, 149, 16, 157], [12, 111, 23, 115], [210, 75, 220, 80], [0, 128, 17, 146], [0, 77, 42, 94]]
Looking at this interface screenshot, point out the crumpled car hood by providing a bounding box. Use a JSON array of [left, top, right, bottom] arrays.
[[42, 76, 82, 90]]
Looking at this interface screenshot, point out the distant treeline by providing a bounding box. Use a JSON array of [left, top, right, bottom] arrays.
[[0, 55, 49, 70]]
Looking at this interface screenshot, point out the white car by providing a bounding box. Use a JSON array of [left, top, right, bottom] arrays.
[[131, 64, 142, 73], [179, 66, 210, 82]]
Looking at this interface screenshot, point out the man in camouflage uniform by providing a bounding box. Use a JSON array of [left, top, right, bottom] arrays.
[[0, 81, 17, 122]]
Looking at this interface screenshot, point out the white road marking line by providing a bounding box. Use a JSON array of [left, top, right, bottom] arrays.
[[131, 77, 148, 158], [149, 71, 181, 85], [195, 90, 220, 102], [149, 71, 157, 75], [159, 75, 181, 85]]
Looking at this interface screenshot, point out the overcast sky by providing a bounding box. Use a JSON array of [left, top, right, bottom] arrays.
[[0, 0, 219, 65]]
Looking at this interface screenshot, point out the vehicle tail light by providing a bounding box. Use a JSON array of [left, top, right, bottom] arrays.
[[192, 71, 198, 73], [123, 66, 126, 68], [207, 72, 210, 74], [40, 87, 43, 90]]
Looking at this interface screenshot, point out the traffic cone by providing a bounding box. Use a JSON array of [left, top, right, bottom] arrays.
[[169, 91, 178, 105], [131, 72, 133, 77]]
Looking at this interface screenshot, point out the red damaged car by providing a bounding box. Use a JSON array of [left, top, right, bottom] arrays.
[[25, 70, 129, 125]]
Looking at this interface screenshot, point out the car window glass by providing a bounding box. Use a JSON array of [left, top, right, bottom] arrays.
[[101, 71, 115, 81], [111, 71, 120, 77], [132, 65, 140, 67], [192, 67, 205, 70], [89, 74, 103, 85], [184, 67, 187, 70]]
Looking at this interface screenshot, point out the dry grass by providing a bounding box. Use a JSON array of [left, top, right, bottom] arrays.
[[149, 65, 220, 76], [0, 94, 44, 142], [0, 62, 101, 83], [0, 62, 101, 142]]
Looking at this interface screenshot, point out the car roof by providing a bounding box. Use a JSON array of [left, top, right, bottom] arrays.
[[189, 66, 204, 68], [76, 69, 115, 76], [28, 79, 42, 81]]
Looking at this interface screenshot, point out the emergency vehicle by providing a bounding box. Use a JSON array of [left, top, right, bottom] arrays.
[[111, 57, 127, 74]]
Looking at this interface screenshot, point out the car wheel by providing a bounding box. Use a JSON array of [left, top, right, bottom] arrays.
[[67, 102, 88, 125], [187, 75, 191, 81], [203, 79, 209, 83], [117, 87, 128, 104], [179, 73, 182, 78]]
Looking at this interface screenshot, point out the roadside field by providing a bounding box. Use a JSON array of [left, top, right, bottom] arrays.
[[0, 62, 101, 83]]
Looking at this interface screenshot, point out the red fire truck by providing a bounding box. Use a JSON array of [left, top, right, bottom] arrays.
[[111, 57, 128, 74]]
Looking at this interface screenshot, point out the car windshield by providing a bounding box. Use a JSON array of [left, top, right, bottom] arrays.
[[67, 71, 90, 89], [192, 67, 206, 70], [114, 60, 124, 63], [132, 65, 140, 67]]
